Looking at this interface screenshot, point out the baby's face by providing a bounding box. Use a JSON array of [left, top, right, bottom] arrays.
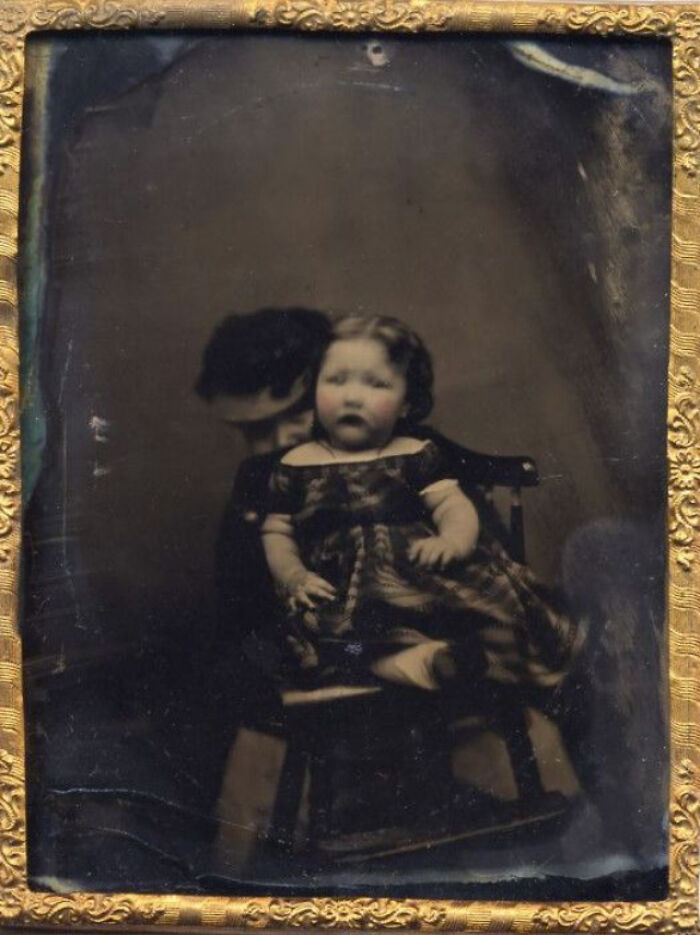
[[316, 338, 407, 451]]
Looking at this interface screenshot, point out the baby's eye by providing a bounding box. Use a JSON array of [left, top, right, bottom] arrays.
[[369, 378, 391, 389], [325, 373, 346, 385]]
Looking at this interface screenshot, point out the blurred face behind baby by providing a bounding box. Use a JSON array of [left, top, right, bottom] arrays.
[[213, 395, 314, 455], [316, 338, 408, 451]]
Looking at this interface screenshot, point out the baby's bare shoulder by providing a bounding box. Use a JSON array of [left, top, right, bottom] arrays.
[[280, 442, 329, 466], [389, 437, 430, 456]]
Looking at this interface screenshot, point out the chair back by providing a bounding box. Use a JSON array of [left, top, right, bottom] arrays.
[[451, 449, 539, 563]]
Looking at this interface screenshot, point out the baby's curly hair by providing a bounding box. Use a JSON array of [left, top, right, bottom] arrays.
[[321, 314, 434, 425]]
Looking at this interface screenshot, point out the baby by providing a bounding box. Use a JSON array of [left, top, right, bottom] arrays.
[[262, 314, 576, 691]]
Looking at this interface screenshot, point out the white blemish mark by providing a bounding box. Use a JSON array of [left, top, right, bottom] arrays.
[[33, 876, 87, 895], [577, 162, 588, 182], [588, 262, 598, 284], [507, 41, 641, 95], [89, 415, 110, 443], [364, 41, 389, 67], [93, 464, 112, 478], [151, 36, 190, 65]]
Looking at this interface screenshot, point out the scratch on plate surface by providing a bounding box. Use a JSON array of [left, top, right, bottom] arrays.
[[337, 80, 405, 92]]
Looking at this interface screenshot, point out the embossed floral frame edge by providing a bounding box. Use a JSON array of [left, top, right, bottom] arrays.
[[0, 1, 696, 930]]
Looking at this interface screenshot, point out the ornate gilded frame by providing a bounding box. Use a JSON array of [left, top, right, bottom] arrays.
[[0, 0, 696, 930]]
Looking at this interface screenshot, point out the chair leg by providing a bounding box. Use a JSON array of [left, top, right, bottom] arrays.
[[269, 742, 307, 852], [501, 709, 545, 800], [308, 747, 333, 845], [509, 487, 525, 563]]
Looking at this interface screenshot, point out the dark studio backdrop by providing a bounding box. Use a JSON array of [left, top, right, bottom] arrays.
[[20, 31, 670, 895]]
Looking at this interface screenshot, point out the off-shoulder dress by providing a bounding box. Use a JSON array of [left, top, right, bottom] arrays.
[[267, 440, 578, 691]]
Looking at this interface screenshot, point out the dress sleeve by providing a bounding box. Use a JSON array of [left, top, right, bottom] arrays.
[[267, 462, 303, 515], [411, 436, 512, 544], [409, 439, 458, 493]]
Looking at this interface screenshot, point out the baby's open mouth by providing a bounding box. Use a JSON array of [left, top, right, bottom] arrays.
[[337, 414, 366, 427]]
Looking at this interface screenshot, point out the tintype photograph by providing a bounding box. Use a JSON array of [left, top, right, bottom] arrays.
[[20, 29, 671, 900]]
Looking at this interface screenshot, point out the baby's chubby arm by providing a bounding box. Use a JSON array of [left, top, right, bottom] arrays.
[[261, 513, 336, 610], [409, 481, 480, 569]]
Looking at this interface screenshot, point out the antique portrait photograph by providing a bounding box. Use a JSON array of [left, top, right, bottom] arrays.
[[12, 15, 675, 915]]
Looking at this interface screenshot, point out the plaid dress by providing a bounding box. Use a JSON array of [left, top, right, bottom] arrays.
[[268, 440, 579, 689]]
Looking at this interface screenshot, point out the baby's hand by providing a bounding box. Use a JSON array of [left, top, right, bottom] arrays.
[[287, 571, 337, 612], [408, 536, 465, 570]]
